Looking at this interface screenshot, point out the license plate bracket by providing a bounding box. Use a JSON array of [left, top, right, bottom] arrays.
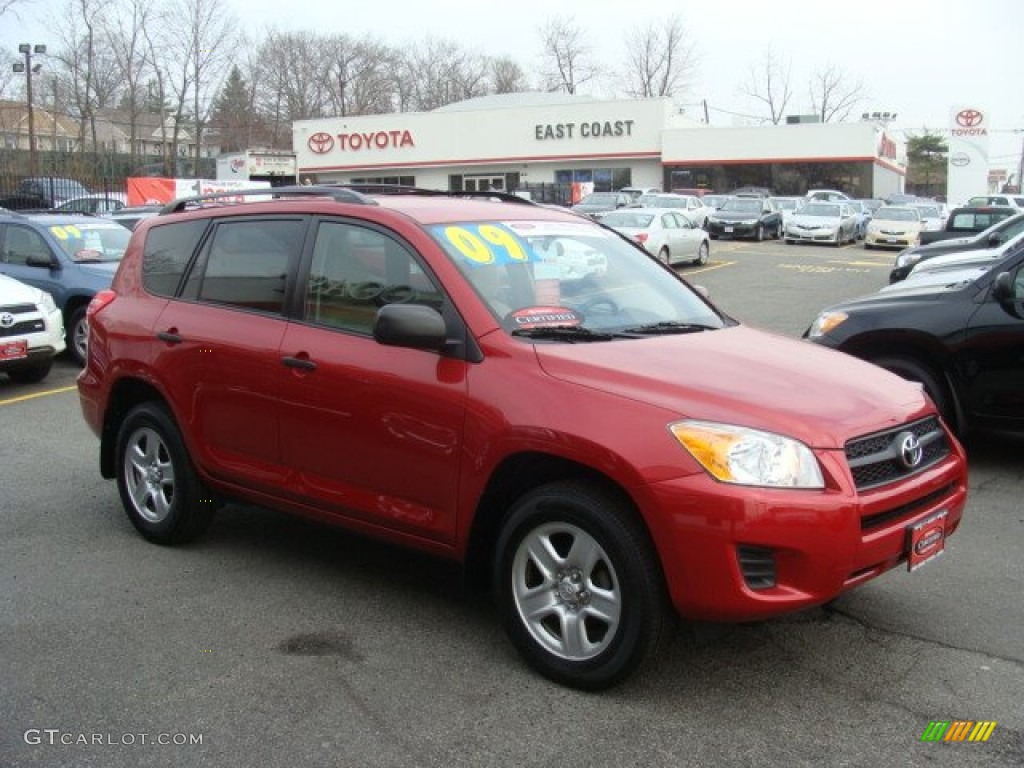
[[906, 509, 947, 571], [0, 339, 28, 361]]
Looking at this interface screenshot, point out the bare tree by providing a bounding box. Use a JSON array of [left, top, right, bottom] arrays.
[[253, 29, 331, 138], [538, 15, 599, 95], [106, 0, 158, 169], [400, 38, 489, 111], [620, 14, 697, 98], [321, 34, 396, 117], [0, 0, 34, 17], [808, 63, 866, 123], [489, 56, 530, 94], [181, 0, 237, 169], [738, 47, 792, 125]]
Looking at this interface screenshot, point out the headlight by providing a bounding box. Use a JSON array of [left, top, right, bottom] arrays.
[[807, 310, 848, 338], [38, 291, 58, 314], [670, 420, 824, 488], [895, 252, 921, 268]]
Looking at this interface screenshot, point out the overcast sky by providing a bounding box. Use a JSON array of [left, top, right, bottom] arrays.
[[4, 0, 1023, 176]]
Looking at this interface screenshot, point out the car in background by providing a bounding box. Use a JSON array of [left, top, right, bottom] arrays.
[[730, 186, 772, 198], [706, 197, 782, 241], [966, 194, 1024, 209], [885, 193, 919, 206], [902, 230, 1024, 282], [571, 191, 632, 219], [889, 212, 1024, 282], [864, 206, 923, 249], [843, 200, 871, 239], [109, 205, 163, 230], [601, 207, 710, 266], [0, 274, 66, 383], [912, 202, 945, 233], [629, 193, 710, 228], [701, 194, 731, 211], [0, 212, 131, 365], [0, 177, 91, 210], [805, 189, 851, 202], [618, 186, 661, 203], [769, 197, 804, 229], [784, 201, 858, 246], [858, 198, 885, 215], [55, 193, 128, 215], [806, 245, 1024, 436]]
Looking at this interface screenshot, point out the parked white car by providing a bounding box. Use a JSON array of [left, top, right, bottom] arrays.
[[770, 197, 804, 228], [864, 206, 924, 249], [912, 203, 946, 232], [0, 274, 66, 383], [784, 201, 858, 245], [805, 189, 851, 202], [600, 207, 711, 266], [629, 193, 711, 228]]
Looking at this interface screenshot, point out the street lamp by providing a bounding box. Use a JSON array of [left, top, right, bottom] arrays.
[[12, 43, 47, 176]]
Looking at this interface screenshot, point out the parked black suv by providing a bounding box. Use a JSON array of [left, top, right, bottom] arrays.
[[806, 249, 1024, 436]]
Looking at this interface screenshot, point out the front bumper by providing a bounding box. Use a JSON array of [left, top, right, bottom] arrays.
[[0, 306, 66, 371], [708, 220, 759, 238], [786, 226, 838, 243], [633, 439, 967, 622], [866, 231, 917, 248]]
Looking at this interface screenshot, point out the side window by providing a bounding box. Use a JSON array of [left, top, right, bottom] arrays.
[[142, 220, 209, 297], [661, 214, 677, 230], [673, 213, 690, 229], [194, 219, 304, 315], [305, 221, 444, 335], [2, 226, 51, 266]]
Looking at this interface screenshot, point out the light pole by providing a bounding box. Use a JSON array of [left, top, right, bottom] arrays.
[[12, 43, 47, 177]]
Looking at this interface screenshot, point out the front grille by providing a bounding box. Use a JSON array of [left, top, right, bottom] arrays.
[[0, 303, 37, 314], [861, 483, 956, 531], [845, 416, 950, 490], [0, 318, 45, 337], [737, 546, 776, 590]]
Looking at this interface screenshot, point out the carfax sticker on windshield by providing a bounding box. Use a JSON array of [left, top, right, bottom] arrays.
[[508, 306, 583, 329]]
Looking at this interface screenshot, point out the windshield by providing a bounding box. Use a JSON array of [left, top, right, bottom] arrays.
[[915, 206, 940, 218], [600, 211, 655, 228], [874, 207, 920, 222], [719, 199, 761, 214], [429, 220, 726, 337], [772, 199, 800, 210], [49, 222, 131, 262], [579, 194, 617, 205], [801, 203, 841, 217]]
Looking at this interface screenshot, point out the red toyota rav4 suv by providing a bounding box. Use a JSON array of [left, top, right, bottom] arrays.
[[78, 186, 968, 690]]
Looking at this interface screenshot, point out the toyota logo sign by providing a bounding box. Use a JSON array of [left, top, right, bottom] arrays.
[[955, 109, 983, 128], [308, 132, 335, 154], [950, 152, 970, 167]]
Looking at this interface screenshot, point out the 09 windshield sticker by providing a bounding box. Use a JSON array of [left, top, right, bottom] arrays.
[[433, 223, 533, 267], [50, 224, 83, 240]]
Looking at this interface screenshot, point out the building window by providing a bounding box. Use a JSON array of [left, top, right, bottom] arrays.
[[351, 175, 415, 187]]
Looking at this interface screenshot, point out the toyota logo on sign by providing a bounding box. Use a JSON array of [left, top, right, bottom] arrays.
[[308, 132, 334, 154], [955, 109, 983, 128]]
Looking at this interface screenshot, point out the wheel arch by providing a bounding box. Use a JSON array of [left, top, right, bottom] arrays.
[[462, 451, 661, 596], [99, 376, 169, 478]]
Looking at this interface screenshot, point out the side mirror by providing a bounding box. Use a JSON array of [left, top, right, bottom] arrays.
[[373, 303, 447, 351], [988, 233, 1003, 247], [26, 253, 56, 269], [991, 271, 1016, 304]]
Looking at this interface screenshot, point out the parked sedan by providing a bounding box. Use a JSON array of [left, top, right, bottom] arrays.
[[784, 202, 857, 246], [571, 192, 632, 219], [864, 206, 923, 249], [912, 203, 946, 232], [629, 193, 710, 228], [0, 274, 66, 383], [706, 197, 782, 241], [601, 208, 710, 266], [55, 193, 127, 215], [844, 200, 871, 239]]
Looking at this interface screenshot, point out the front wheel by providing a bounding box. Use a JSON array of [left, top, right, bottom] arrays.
[[870, 355, 957, 433], [115, 402, 218, 544], [68, 306, 88, 366], [693, 240, 709, 266], [755, 225, 764, 242], [6, 359, 53, 384], [494, 481, 673, 690], [658, 246, 671, 265]]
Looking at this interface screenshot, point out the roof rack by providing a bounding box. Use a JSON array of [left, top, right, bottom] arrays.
[[335, 183, 539, 207], [159, 185, 377, 215]]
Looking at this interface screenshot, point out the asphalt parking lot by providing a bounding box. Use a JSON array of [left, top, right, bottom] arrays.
[[2, 237, 1022, 768]]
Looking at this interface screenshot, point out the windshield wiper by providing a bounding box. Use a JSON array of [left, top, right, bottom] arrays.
[[511, 326, 621, 342], [618, 321, 718, 335]]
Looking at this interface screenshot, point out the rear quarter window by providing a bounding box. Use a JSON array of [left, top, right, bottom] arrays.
[[142, 220, 209, 297]]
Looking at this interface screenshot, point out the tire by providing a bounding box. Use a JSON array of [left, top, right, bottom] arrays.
[[864, 243, 873, 250], [784, 238, 794, 245], [774, 223, 783, 239], [657, 246, 671, 266], [709, 233, 719, 240], [870, 355, 956, 431], [693, 240, 709, 266], [68, 306, 89, 366], [6, 359, 53, 384], [115, 402, 218, 545], [834, 230, 842, 247], [494, 480, 673, 691], [755, 225, 764, 242]]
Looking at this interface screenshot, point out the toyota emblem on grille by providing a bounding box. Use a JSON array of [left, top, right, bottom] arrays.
[[0, 312, 15, 328], [896, 431, 923, 469]]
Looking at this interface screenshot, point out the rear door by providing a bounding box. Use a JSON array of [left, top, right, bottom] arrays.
[[152, 216, 307, 493], [276, 218, 468, 543]]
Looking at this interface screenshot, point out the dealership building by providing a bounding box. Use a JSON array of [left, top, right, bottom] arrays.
[[292, 93, 907, 203]]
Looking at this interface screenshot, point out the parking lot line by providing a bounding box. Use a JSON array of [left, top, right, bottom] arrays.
[[686, 260, 736, 275], [0, 385, 78, 407]]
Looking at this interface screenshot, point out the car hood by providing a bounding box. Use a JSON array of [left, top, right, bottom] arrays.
[[870, 220, 921, 231], [878, 266, 986, 293], [711, 210, 763, 221], [909, 247, 1007, 275], [572, 203, 616, 213], [534, 325, 926, 449], [0, 274, 47, 304], [902, 235, 982, 257], [75, 261, 121, 277], [790, 213, 840, 227]]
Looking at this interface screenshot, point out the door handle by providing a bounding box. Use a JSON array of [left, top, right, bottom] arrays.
[[282, 356, 317, 371], [156, 331, 182, 344]]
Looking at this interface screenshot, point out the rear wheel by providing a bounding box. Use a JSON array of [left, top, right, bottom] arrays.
[[115, 402, 218, 544], [494, 481, 673, 690], [68, 306, 88, 366], [693, 241, 709, 266], [657, 246, 671, 265]]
